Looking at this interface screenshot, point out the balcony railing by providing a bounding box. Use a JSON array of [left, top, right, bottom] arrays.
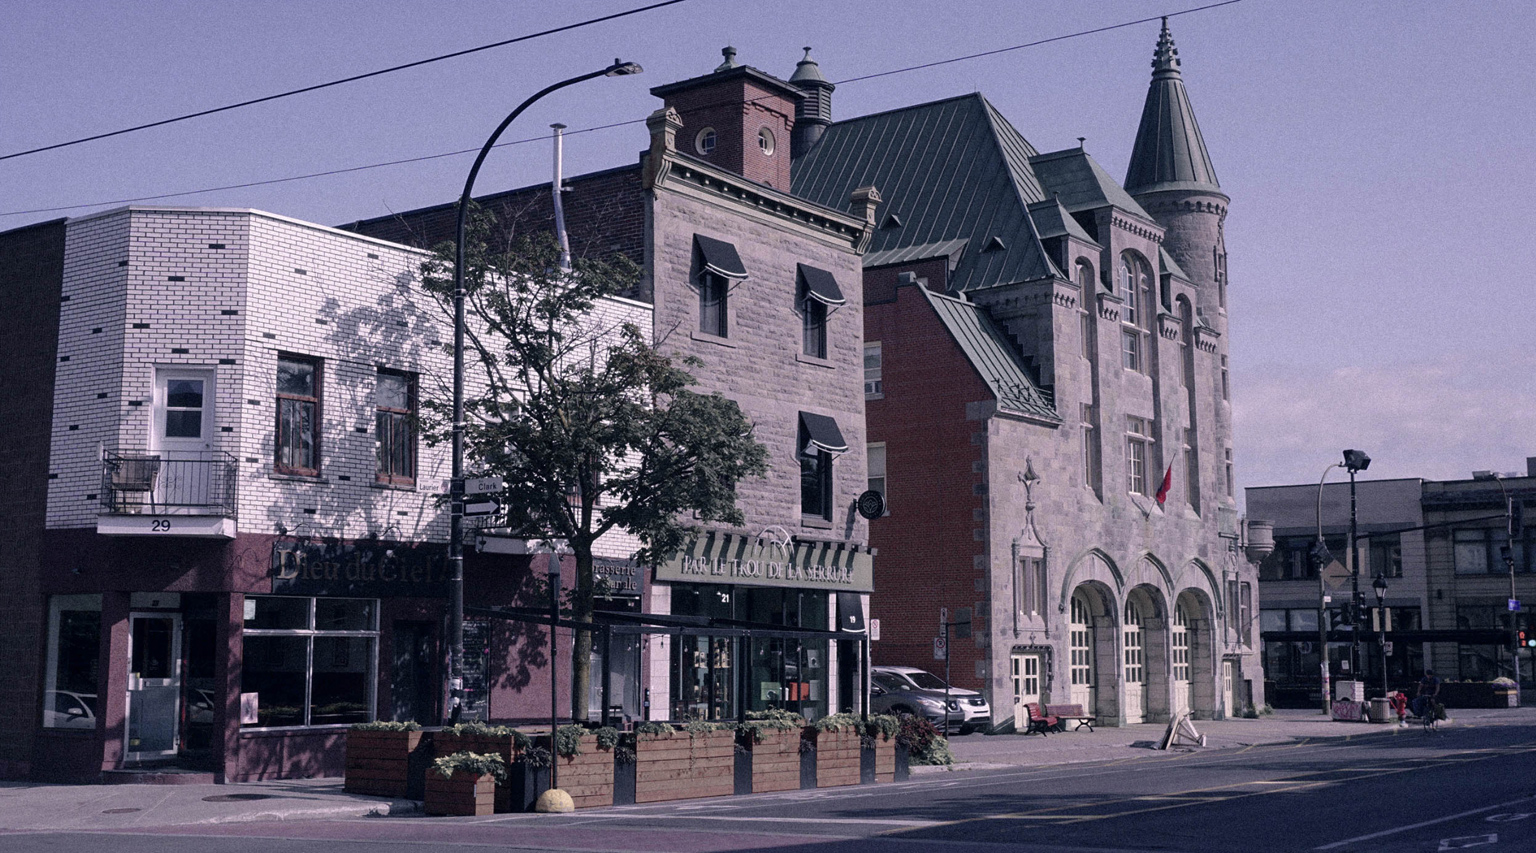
[[101, 450, 238, 518]]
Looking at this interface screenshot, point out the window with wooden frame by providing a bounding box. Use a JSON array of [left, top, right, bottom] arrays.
[[275, 355, 321, 476], [374, 370, 416, 486]]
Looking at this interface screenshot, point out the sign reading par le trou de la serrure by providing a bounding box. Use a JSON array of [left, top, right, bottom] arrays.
[[654, 532, 873, 592]]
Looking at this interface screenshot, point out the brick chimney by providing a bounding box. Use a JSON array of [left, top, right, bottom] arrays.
[[649, 47, 803, 191]]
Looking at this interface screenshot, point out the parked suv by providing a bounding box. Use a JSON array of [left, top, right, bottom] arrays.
[[870, 666, 991, 734]]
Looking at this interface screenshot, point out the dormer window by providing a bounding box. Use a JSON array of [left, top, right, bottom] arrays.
[[758, 127, 775, 156], [695, 127, 717, 155]]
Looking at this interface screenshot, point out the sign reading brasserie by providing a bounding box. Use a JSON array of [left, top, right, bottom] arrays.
[[270, 540, 449, 597], [594, 556, 642, 597], [654, 533, 873, 592]]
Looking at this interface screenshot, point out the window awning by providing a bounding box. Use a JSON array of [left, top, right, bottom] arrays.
[[695, 234, 749, 280], [800, 411, 848, 455], [797, 263, 846, 306]]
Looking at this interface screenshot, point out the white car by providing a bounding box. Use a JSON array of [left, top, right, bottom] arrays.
[[870, 666, 992, 734], [45, 690, 98, 730]]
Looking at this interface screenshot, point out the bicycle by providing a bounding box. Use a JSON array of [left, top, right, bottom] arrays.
[[1412, 696, 1440, 732]]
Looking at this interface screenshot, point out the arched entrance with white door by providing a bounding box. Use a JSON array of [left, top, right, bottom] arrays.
[[1172, 598, 1193, 717], [1067, 581, 1118, 723], [1123, 583, 1170, 724], [1174, 586, 1217, 718]]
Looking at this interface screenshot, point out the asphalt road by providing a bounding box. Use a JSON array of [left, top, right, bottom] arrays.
[[6, 721, 1536, 852]]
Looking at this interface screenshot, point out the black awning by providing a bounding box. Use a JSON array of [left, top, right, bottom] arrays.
[[800, 411, 848, 455], [695, 234, 749, 280], [798, 263, 846, 306]]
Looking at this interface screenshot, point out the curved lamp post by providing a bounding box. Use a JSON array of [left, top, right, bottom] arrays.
[[1373, 573, 1388, 698], [446, 60, 643, 732], [1315, 461, 1343, 714]]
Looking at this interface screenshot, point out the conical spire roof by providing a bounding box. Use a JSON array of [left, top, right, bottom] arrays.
[[1124, 19, 1223, 198]]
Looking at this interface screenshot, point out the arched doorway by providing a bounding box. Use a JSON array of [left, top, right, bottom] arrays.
[[1172, 600, 1192, 716], [1070, 591, 1096, 713], [1175, 587, 1217, 718], [1123, 599, 1146, 723]]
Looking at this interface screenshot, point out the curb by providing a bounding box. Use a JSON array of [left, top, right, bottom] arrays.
[[198, 798, 420, 825]]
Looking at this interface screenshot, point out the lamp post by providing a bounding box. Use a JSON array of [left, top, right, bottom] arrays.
[[1315, 461, 1343, 714], [548, 550, 561, 791], [1342, 449, 1371, 688], [1491, 473, 1522, 688], [445, 60, 643, 726], [1373, 573, 1388, 698]]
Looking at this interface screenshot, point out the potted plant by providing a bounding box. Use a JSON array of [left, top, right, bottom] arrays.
[[734, 709, 805, 794], [436, 722, 548, 812], [805, 713, 863, 788], [345, 721, 426, 798], [425, 751, 506, 817], [553, 724, 620, 809], [631, 721, 736, 803]]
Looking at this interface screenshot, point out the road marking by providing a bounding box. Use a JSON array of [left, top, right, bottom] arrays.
[[1439, 834, 1498, 850], [1316, 795, 1536, 850], [584, 814, 940, 828]]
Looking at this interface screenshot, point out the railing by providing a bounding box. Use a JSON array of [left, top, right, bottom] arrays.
[[101, 450, 238, 517]]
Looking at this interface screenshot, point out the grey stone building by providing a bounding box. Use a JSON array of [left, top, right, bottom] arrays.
[[791, 20, 1262, 727]]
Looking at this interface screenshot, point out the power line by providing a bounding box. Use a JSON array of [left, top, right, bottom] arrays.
[[0, 0, 690, 164], [0, 0, 1241, 219]]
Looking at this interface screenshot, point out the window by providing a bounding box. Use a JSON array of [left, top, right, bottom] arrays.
[[163, 376, 207, 438], [1370, 536, 1403, 578], [695, 127, 716, 155], [374, 371, 416, 486], [802, 295, 827, 358], [757, 127, 775, 155], [1221, 355, 1230, 401], [1454, 529, 1495, 575], [242, 596, 377, 728], [699, 271, 729, 337], [43, 594, 101, 729], [863, 342, 883, 397], [276, 355, 320, 475], [1123, 602, 1144, 684], [1119, 253, 1151, 373], [1239, 582, 1253, 646], [1184, 428, 1200, 510], [800, 423, 832, 521], [1081, 404, 1101, 495], [1126, 416, 1150, 495], [1121, 328, 1142, 372], [1224, 447, 1234, 498], [1215, 248, 1227, 309], [867, 442, 886, 505]]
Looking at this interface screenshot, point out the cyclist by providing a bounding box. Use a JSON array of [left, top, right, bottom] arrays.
[[1412, 668, 1441, 721]]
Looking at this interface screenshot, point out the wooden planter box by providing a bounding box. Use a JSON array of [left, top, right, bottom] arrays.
[[634, 729, 735, 804], [555, 733, 615, 809], [861, 735, 896, 784], [435, 731, 542, 813], [344, 729, 427, 798], [424, 771, 496, 816], [738, 727, 801, 794], [810, 727, 861, 788]]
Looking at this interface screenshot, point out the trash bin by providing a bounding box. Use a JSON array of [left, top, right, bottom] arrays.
[[1367, 697, 1391, 723]]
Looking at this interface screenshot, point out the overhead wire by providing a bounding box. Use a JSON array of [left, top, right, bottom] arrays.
[[0, 0, 1242, 219]]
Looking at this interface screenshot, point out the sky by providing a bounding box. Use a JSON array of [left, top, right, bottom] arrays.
[[5, 0, 1535, 504]]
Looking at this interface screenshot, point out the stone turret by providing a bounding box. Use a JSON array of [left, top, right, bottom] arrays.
[[1125, 19, 1229, 325]]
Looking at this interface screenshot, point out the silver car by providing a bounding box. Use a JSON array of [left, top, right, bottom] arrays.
[[870, 666, 991, 734]]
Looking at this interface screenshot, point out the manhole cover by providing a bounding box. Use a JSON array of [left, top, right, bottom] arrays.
[[102, 808, 142, 814], [201, 793, 273, 803]]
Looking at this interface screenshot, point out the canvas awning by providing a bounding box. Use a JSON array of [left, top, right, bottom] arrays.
[[800, 411, 848, 455], [694, 234, 749, 280], [797, 263, 846, 306]]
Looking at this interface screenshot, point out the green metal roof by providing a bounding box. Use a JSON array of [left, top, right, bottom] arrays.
[[1124, 20, 1223, 197], [1030, 148, 1156, 222], [915, 284, 1059, 422], [862, 238, 969, 272], [1027, 197, 1098, 245], [792, 93, 1058, 293]]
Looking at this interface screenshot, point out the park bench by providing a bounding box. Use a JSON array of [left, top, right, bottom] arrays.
[[1023, 702, 1058, 736], [1044, 703, 1097, 732]]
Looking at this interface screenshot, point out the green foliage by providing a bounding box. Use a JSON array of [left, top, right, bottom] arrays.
[[521, 745, 553, 769], [635, 721, 676, 736], [432, 750, 508, 785], [349, 720, 421, 732], [555, 724, 587, 757], [737, 708, 807, 742], [893, 713, 953, 765], [593, 726, 622, 752], [812, 713, 863, 733], [909, 736, 956, 766], [864, 714, 901, 741], [440, 721, 516, 738]]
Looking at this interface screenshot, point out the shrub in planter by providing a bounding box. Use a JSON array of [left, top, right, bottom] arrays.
[[632, 721, 735, 803], [425, 751, 506, 817], [436, 722, 547, 813], [897, 713, 954, 767], [345, 721, 426, 798], [552, 724, 619, 809], [861, 714, 900, 784], [736, 709, 806, 794], [808, 714, 863, 788]]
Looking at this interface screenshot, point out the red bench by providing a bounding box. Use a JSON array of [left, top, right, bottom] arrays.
[[1044, 704, 1097, 732], [1023, 702, 1059, 736]]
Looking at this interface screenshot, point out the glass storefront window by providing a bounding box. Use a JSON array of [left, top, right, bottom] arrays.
[[43, 595, 102, 730], [241, 596, 377, 728]]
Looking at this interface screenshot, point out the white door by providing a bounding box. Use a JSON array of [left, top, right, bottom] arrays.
[[126, 613, 182, 762], [1222, 660, 1235, 718], [1011, 652, 1041, 726], [1172, 602, 1192, 717], [152, 369, 214, 510], [1069, 593, 1095, 713], [1123, 601, 1146, 724]]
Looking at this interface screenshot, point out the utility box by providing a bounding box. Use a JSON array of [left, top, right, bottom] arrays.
[[1333, 680, 1364, 703]]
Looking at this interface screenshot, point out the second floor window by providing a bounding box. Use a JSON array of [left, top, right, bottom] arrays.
[[375, 371, 415, 486], [1126, 416, 1150, 496], [864, 342, 883, 397], [867, 442, 886, 506], [276, 355, 320, 476], [699, 271, 728, 337], [802, 295, 827, 358]]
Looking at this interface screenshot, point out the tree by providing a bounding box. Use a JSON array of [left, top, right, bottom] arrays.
[[420, 216, 768, 721]]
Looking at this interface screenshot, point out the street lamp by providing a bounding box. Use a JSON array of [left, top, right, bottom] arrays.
[[446, 60, 643, 726], [1490, 473, 1522, 689], [1373, 573, 1388, 698], [1343, 449, 1370, 687], [1315, 461, 1344, 714]]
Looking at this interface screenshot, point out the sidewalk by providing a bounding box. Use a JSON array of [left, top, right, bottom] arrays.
[[0, 778, 415, 833], [933, 705, 1536, 773]]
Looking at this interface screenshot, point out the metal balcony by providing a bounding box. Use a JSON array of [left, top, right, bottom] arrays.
[[98, 450, 239, 538]]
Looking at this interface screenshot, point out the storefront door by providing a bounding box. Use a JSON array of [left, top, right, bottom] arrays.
[[126, 612, 182, 762]]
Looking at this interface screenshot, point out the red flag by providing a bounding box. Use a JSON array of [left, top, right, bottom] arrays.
[[1155, 463, 1173, 506]]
